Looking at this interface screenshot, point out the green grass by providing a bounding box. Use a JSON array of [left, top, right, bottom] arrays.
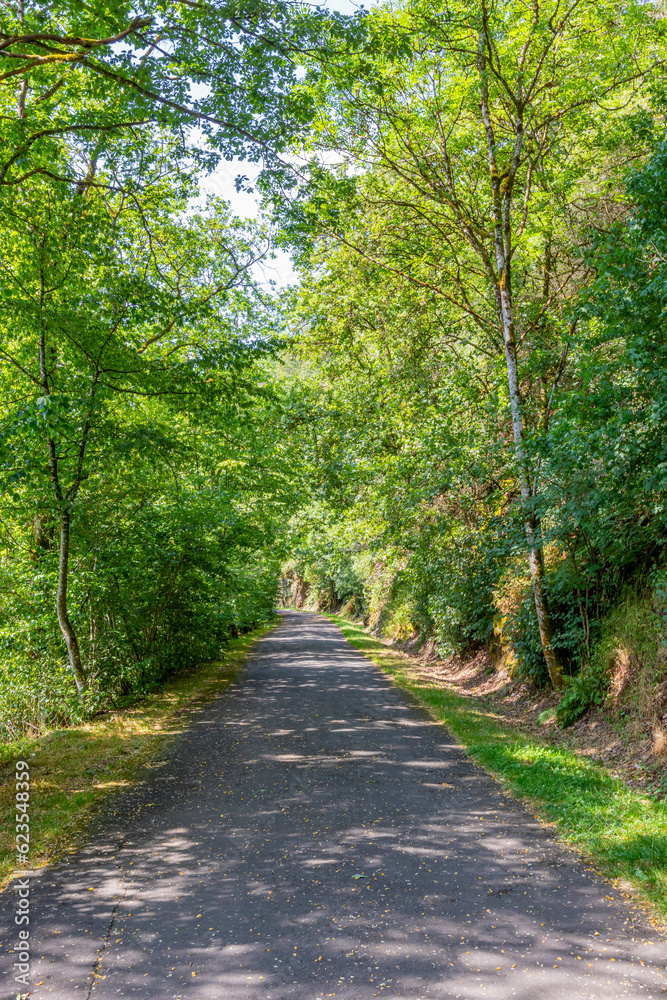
[[327, 614, 667, 923], [0, 624, 274, 889]]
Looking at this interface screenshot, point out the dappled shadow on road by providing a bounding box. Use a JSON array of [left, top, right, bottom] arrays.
[[10, 612, 666, 1000]]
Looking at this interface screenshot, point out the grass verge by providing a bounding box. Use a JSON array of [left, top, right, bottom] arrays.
[[327, 613, 667, 924], [0, 624, 274, 890]]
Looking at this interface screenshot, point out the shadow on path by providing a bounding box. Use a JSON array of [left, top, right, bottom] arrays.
[[2, 612, 665, 999]]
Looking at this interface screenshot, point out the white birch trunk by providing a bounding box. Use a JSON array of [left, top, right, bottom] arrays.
[[478, 20, 564, 689]]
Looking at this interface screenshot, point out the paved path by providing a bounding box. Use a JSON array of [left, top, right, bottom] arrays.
[[2, 612, 666, 999]]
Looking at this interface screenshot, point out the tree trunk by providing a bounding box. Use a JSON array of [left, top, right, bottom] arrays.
[[476, 21, 564, 691], [57, 510, 87, 693], [501, 314, 564, 690]]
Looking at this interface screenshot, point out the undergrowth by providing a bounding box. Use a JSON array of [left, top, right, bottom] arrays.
[[327, 613, 667, 923]]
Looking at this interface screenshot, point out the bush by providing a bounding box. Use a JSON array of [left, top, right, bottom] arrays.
[[556, 662, 609, 727], [556, 587, 667, 727]]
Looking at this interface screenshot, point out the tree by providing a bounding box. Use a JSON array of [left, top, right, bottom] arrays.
[[0, 153, 272, 693], [286, 0, 664, 686], [0, 0, 359, 190]]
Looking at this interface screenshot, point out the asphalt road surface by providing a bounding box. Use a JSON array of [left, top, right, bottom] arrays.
[[2, 611, 666, 999]]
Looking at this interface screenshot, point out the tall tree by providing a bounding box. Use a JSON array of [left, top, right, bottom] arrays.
[[287, 0, 663, 686], [0, 156, 270, 692]]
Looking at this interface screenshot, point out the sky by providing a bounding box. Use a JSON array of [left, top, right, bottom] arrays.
[[198, 158, 296, 288], [198, 0, 366, 289]]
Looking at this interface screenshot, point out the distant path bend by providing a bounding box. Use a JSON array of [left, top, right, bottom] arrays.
[[4, 611, 665, 999]]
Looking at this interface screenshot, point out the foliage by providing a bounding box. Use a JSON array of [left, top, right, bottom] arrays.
[[0, 0, 360, 190], [277, 0, 667, 721], [0, 0, 362, 739], [0, 135, 294, 734], [557, 588, 667, 726], [3, 0, 667, 746]]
